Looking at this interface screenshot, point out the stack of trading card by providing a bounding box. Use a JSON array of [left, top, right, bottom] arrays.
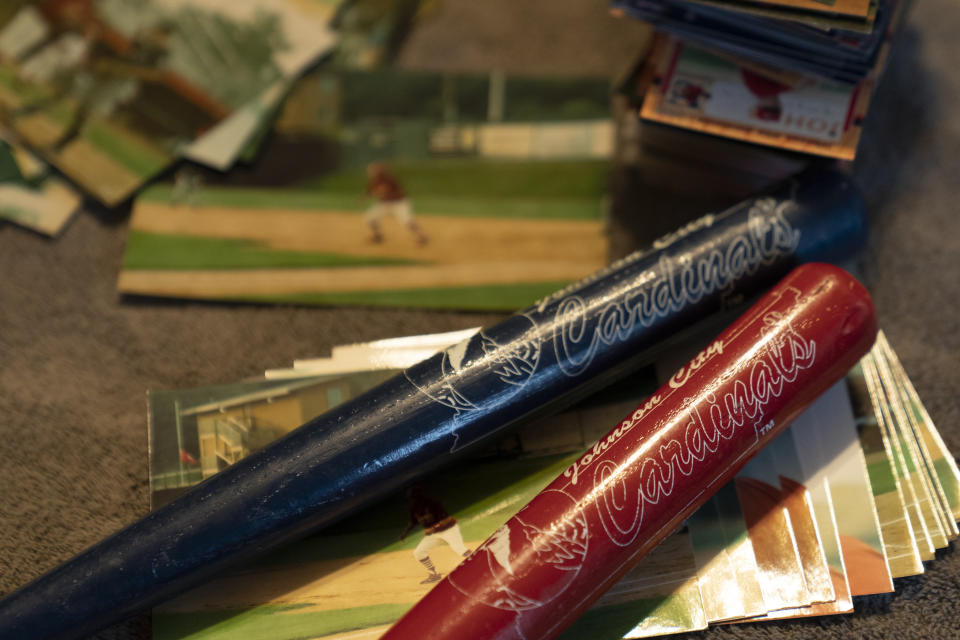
[[1, 128, 79, 235], [0, 1, 338, 207], [611, 0, 908, 160], [143, 326, 958, 640], [113, 1, 654, 311]]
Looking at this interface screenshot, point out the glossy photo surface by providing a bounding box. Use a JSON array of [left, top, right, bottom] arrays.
[[383, 263, 877, 640]]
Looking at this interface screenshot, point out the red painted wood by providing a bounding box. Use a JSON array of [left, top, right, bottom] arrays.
[[382, 263, 877, 640]]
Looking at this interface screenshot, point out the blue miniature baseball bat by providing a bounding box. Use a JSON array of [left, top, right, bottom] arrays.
[[0, 169, 868, 640]]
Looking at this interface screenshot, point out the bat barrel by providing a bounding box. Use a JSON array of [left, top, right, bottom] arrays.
[[381, 262, 878, 640], [0, 168, 868, 640]]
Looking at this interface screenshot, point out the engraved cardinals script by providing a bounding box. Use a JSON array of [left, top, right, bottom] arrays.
[[382, 263, 877, 640]]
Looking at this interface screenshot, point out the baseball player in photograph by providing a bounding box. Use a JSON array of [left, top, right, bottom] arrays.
[[400, 485, 471, 584], [364, 162, 429, 246]]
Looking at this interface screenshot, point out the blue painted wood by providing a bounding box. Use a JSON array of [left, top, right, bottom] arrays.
[[0, 169, 867, 640]]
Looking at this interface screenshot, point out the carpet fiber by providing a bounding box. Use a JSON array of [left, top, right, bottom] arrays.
[[1, 1, 958, 639]]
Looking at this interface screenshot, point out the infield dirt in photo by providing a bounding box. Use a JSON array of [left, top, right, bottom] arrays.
[[120, 202, 607, 296]]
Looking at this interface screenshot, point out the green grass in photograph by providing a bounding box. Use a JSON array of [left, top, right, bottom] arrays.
[[933, 458, 960, 510], [307, 157, 609, 203], [0, 141, 22, 183], [123, 231, 423, 270], [141, 158, 608, 220], [141, 184, 363, 211], [0, 66, 168, 179], [154, 602, 411, 640], [865, 458, 899, 496], [249, 452, 578, 568], [409, 195, 602, 220], [0, 65, 50, 105], [559, 593, 701, 639], [0, 68, 77, 129], [83, 120, 171, 179]]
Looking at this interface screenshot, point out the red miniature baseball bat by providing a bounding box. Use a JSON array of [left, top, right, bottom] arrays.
[[381, 263, 877, 640]]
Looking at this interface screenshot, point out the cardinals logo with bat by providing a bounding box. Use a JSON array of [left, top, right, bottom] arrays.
[[449, 490, 588, 638], [403, 314, 542, 445]]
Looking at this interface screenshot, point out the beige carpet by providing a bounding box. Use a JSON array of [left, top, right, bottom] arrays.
[[1, 1, 958, 639]]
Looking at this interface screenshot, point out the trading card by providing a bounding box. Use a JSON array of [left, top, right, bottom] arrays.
[[708, 0, 873, 19], [0, 132, 79, 235], [0, 1, 335, 205], [847, 360, 924, 577], [874, 331, 958, 540], [733, 462, 811, 611], [687, 495, 766, 622], [868, 349, 956, 549], [879, 334, 960, 522], [640, 39, 871, 160], [119, 66, 612, 310], [149, 357, 710, 640], [789, 383, 894, 596], [578, 531, 709, 638], [863, 353, 949, 552]]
